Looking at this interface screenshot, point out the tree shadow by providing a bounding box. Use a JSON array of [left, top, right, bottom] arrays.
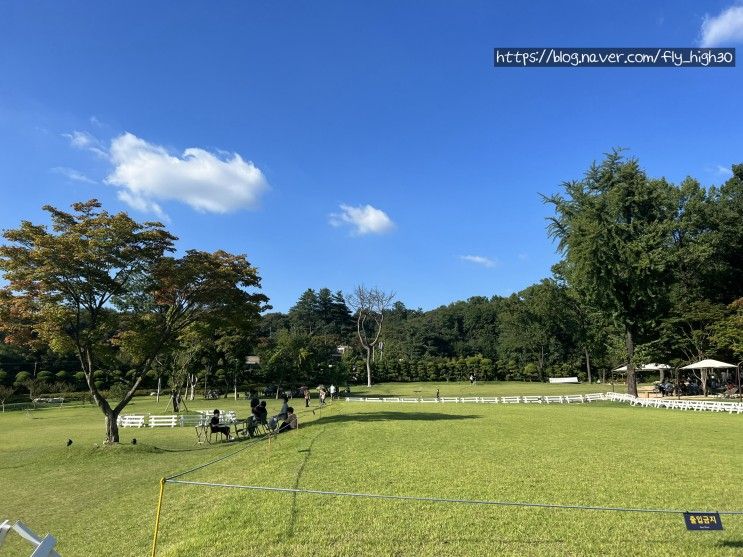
[[300, 411, 481, 429], [719, 540, 743, 549]]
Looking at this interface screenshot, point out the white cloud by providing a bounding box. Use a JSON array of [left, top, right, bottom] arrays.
[[116, 190, 167, 220], [716, 164, 733, 177], [460, 255, 496, 268], [51, 166, 96, 184], [62, 130, 109, 159], [700, 5, 743, 47], [517, 253, 529, 262], [329, 204, 395, 235], [104, 132, 269, 214]]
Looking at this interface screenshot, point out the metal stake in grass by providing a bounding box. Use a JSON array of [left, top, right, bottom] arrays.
[[151, 477, 166, 557]]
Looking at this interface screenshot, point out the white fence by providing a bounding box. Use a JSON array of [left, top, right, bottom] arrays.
[[117, 410, 237, 428], [345, 393, 743, 415]]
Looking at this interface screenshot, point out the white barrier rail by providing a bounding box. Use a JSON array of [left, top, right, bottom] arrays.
[[117, 410, 237, 428], [343, 393, 743, 415]]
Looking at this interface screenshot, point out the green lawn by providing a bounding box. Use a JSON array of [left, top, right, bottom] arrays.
[[350, 380, 621, 397], [2, 383, 742, 556]]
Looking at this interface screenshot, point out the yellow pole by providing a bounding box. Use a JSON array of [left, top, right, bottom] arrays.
[[151, 478, 166, 557]]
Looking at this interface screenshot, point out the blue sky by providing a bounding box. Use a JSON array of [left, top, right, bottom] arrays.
[[1, 1, 742, 312]]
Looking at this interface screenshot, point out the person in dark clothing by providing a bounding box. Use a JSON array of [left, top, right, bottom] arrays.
[[210, 409, 232, 440], [256, 400, 268, 424]]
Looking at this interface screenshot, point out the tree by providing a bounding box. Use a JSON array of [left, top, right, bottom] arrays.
[[545, 152, 676, 396], [0, 200, 267, 443], [712, 298, 743, 360], [498, 280, 579, 381], [0, 385, 14, 412], [347, 286, 395, 386]]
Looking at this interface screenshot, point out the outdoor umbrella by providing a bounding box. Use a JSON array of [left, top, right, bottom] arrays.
[[680, 359, 736, 397]]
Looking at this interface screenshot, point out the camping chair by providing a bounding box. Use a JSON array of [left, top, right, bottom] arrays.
[[0, 520, 60, 557], [204, 417, 232, 443], [265, 416, 281, 435]]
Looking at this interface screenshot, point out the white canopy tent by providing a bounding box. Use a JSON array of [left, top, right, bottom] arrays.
[[679, 359, 735, 370], [612, 363, 672, 372], [680, 359, 736, 396], [610, 363, 673, 386]]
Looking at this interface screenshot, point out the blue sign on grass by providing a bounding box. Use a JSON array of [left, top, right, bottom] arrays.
[[684, 512, 723, 530]]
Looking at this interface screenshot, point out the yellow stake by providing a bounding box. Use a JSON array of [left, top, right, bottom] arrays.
[[151, 478, 166, 557]]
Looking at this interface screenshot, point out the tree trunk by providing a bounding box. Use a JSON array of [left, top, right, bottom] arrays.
[[538, 345, 545, 382], [626, 330, 638, 397], [365, 346, 372, 387], [105, 409, 120, 444], [156, 377, 161, 403], [585, 347, 592, 384]]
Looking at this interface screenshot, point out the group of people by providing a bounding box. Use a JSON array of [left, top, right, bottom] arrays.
[[302, 384, 342, 407], [655, 375, 741, 397], [248, 395, 297, 435], [208, 395, 298, 442]]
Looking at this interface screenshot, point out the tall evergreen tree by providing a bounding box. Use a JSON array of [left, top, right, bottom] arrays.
[[545, 152, 676, 396]]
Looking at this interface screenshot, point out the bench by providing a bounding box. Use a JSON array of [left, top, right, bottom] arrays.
[[521, 396, 542, 404], [563, 395, 585, 404], [584, 393, 605, 402], [638, 386, 661, 399], [500, 396, 521, 404], [480, 397, 499, 404], [117, 414, 146, 428], [543, 396, 563, 404], [459, 397, 479, 403]]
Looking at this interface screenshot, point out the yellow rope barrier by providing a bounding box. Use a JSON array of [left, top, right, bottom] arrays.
[[151, 477, 166, 557]]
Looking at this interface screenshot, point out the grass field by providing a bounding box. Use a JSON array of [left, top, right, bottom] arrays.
[[2, 382, 742, 556]]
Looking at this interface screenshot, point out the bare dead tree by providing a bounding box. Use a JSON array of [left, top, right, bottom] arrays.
[[347, 286, 395, 387]]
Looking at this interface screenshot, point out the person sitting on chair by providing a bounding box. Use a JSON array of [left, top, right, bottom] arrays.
[[256, 400, 269, 424], [278, 407, 298, 433], [210, 409, 232, 440], [276, 394, 289, 421]]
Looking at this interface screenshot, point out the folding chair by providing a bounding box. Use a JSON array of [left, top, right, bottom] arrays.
[[0, 520, 60, 557]]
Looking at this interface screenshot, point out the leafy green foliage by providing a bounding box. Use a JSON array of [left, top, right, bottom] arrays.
[[0, 200, 267, 441]]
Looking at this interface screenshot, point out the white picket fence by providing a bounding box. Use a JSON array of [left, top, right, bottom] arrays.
[[345, 393, 743, 415], [117, 410, 237, 428]]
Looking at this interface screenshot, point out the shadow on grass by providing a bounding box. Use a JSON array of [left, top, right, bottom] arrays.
[[300, 411, 481, 429], [719, 540, 743, 549], [286, 426, 326, 537]]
